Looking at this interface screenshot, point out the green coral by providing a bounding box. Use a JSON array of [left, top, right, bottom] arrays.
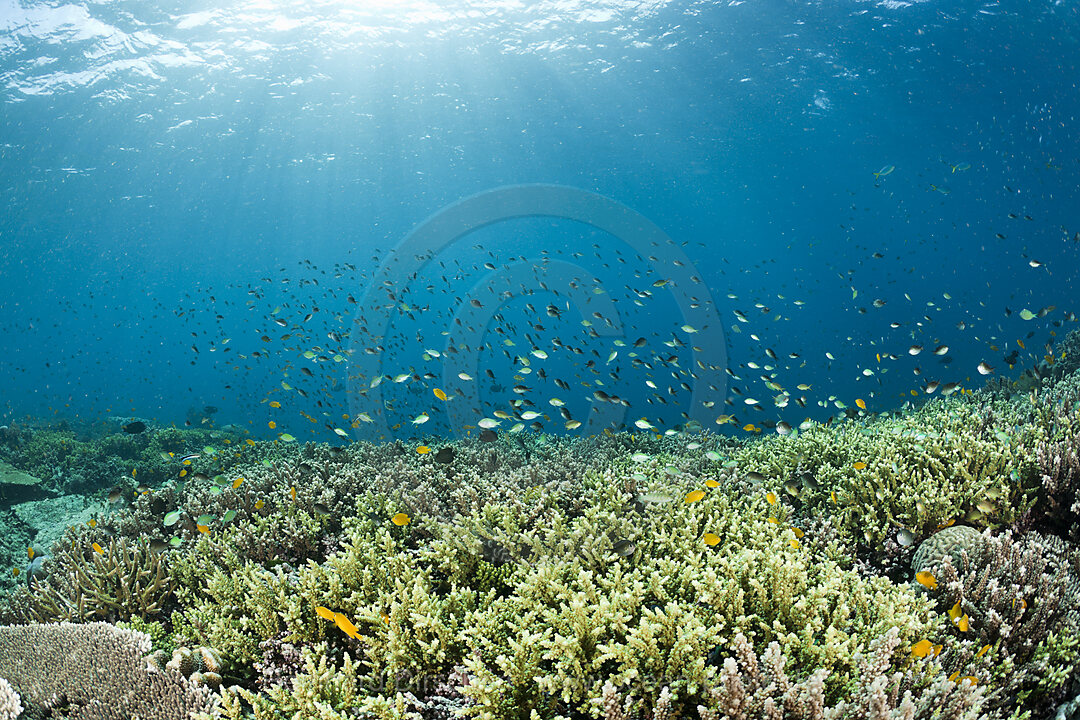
[[23, 535, 173, 623], [732, 397, 1039, 549]]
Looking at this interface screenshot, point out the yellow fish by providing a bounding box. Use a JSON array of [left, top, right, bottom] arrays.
[[705, 479, 720, 488], [92, 542, 105, 555], [433, 388, 448, 401], [315, 605, 336, 621], [685, 490, 705, 503], [254, 499, 265, 510], [853, 462, 867, 470], [915, 571, 938, 590], [334, 612, 360, 640], [766, 492, 778, 505], [911, 639, 933, 658], [416, 445, 431, 454], [27, 547, 34, 560], [270, 401, 281, 408], [391, 512, 410, 526], [232, 477, 244, 489], [703, 533, 721, 546], [855, 398, 866, 410]]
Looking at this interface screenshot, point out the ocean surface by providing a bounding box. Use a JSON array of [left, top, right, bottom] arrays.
[[2, 1, 1080, 719]]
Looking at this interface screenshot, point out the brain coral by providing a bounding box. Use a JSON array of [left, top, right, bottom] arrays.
[[912, 524, 987, 575]]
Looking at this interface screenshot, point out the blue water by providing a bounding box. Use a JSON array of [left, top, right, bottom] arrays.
[[2, 0, 1078, 442]]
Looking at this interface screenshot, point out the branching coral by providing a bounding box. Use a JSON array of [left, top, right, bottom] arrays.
[[20, 534, 173, 623]]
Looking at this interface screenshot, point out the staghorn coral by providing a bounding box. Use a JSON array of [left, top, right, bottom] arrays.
[[9, 363, 1080, 720], [0, 621, 216, 720], [597, 629, 986, 720], [730, 396, 1035, 553], [19, 534, 173, 623], [0, 678, 21, 720], [1032, 427, 1080, 539], [926, 529, 1080, 718]]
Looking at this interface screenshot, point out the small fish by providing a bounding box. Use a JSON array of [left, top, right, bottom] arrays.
[[853, 462, 867, 470], [873, 164, 895, 179], [855, 398, 866, 410], [280, 433, 296, 442], [685, 490, 706, 503], [703, 533, 721, 547], [433, 388, 448, 401], [163, 510, 181, 527], [254, 499, 265, 510], [391, 512, 411, 526], [977, 361, 995, 375], [179, 453, 200, 464], [316, 605, 337, 621], [914, 571, 938, 590], [434, 447, 455, 464], [92, 542, 105, 555], [269, 401, 282, 408], [232, 477, 244, 489], [312, 503, 331, 517], [122, 421, 147, 434], [149, 538, 169, 553], [911, 639, 933, 658], [416, 445, 432, 454], [765, 492, 778, 505], [334, 612, 360, 639], [637, 492, 674, 505], [611, 539, 636, 557]]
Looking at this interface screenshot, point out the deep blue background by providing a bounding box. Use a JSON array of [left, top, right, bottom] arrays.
[[1, 0, 1078, 441]]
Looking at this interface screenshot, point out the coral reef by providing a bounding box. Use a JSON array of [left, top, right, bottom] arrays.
[[15, 534, 174, 623], [0, 677, 21, 720], [3, 340, 1080, 719], [0, 621, 216, 719]]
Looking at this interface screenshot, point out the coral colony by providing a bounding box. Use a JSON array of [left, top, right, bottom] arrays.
[[1, 333, 1080, 719]]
